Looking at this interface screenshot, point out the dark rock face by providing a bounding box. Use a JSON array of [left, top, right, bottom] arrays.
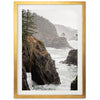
[[64, 50, 77, 65], [22, 35, 60, 85], [32, 13, 71, 49], [22, 43, 31, 72], [22, 67, 30, 90], [71, 76, 78, 90]]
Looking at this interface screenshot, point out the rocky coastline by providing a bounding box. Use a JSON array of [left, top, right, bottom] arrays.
[[22, 35, 60, 89]]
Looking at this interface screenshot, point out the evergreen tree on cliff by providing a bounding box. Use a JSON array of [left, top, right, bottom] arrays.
[[22, 9, 37, 40]]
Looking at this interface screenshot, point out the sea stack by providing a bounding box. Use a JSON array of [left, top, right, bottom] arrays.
[[22, 35, 60, 85], [63, 49, 77, 65]]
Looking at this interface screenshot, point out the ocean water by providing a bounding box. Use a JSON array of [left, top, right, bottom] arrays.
[[27, 47, 78, 90]]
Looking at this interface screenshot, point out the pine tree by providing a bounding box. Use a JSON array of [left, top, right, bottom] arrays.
[[22, 9, 37, 41], [61, 33, 65, 37]]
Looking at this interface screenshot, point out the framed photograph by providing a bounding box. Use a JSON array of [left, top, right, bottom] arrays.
[[14, 1, 86, 98]]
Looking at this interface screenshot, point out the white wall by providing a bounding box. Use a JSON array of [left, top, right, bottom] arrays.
[[0, 0, 100, 100]]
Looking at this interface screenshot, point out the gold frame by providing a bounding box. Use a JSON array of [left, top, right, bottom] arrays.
[[14, 1, 86, 98]]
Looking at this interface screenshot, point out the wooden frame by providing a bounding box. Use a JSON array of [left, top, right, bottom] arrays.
[[14, 1, 86, 98]]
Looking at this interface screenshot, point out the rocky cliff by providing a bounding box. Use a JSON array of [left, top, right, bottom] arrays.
[[63, 49, 77, 65], [31, 13, 71, 49], [55, 24, 78, 41], [22, 35, 60, 85]]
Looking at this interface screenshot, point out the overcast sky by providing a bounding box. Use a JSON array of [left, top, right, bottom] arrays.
[[20, 5, 82, 30]]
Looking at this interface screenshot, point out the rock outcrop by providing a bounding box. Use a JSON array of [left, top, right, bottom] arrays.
[[31, 13, 71, 49], [22, 35, 60, 85], [71, 76, 78, 90], [22, 67, 30, 90], [63, 50, 77, 65]]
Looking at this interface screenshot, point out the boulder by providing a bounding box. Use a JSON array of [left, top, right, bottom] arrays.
[[71, 76, 78, 90], [22, 35, 60, 85]]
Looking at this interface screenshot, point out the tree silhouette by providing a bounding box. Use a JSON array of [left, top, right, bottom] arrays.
[[22, 9, 37, 40], [61, 33, 65, 37]]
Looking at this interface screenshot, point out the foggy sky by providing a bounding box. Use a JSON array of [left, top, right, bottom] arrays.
[[21, 5, 82, 30]]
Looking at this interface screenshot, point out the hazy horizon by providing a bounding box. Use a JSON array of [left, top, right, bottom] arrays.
[[20, 5, 82, 30]]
